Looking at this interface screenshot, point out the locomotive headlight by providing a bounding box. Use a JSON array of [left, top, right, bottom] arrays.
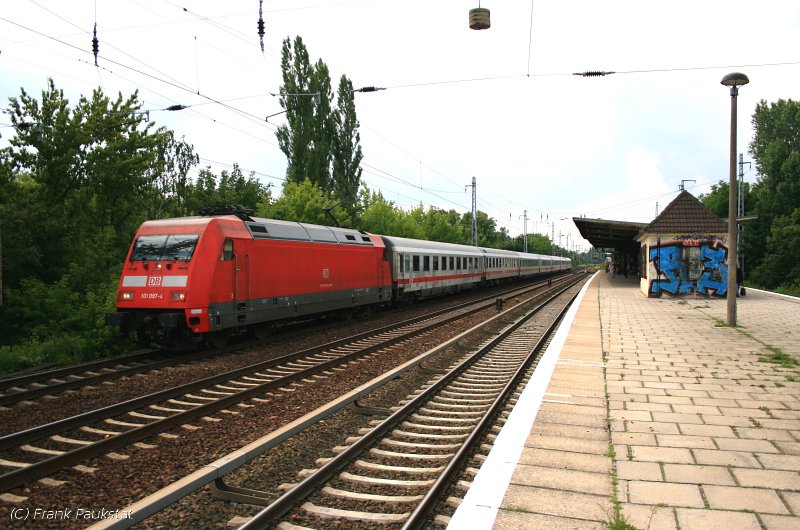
[[171, 291, 186, 301], [121, 292, 134, 300]]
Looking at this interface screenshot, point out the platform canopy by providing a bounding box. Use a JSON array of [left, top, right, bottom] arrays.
[[573, 217, 646, 251]]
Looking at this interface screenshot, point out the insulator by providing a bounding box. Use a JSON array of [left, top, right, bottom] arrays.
[[258, 0, 265, 52], [574, 71, 615, 77], [92, 23, 99, 66]]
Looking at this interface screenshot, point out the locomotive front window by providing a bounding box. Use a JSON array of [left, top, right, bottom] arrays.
[[131, 234, 199, 261]]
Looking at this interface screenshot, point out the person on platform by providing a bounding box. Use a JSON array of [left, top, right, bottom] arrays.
[[736, 265, 744, 297]]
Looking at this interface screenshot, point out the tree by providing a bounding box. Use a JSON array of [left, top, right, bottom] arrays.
[[359, 190, 424, 239], [0, 79, 174, 285], [152, 134, 200, 217], [698, 180, 754, 219], [745, 98, 800, 293], [257, 178, 332, 225], [275, 36, 364, 211], [750, 99, 800, 218], [331, 75, 363, 217], [182, 165, 271, 215], [753, 208, 800, 292], [0, 79, 190, 363], [275, 36, 333, 189]]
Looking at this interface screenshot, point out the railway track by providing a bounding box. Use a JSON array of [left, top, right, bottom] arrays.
[[232, 275, 586, 529], [0, 274, 576, 495], [0, 349, 204, 408]]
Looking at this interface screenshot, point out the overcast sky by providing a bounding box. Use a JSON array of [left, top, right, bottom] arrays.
[[2, 1, 799, 252]]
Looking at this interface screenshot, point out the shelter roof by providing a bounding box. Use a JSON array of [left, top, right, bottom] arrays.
[[639, 190, 727, 236], [573, 217, 646, 251]]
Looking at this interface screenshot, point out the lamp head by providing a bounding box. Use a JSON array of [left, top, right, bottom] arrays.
[[721, 72, 749, 88]]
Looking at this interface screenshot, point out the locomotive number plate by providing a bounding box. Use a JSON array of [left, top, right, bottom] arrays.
[[142, 293, 164, 299]]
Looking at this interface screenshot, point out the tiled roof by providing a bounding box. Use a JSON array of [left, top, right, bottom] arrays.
[[640, 190, 727, 234]]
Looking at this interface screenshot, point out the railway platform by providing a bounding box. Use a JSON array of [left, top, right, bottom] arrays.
[[450, 271, 800, 530]]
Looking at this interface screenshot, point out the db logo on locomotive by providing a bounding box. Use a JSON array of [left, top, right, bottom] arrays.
[[147, 276, 162, 287]]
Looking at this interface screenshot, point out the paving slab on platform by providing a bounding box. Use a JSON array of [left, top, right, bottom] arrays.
[[449, 271, 800, 530]]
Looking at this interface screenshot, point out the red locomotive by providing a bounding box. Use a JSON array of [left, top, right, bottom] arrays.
[[107, 210, 570, 348]]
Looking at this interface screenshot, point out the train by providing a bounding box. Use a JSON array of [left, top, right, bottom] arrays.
[[106, 210, 571, 348]]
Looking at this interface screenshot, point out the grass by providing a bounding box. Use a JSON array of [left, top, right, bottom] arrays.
[[757, 346, 798, 368], [759, 406, 776, 419], [604, 509, 639, 530]]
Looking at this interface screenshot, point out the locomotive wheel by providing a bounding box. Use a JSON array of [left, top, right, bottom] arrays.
[[205, 331, 229, 349], [131, 327, 152, 348]]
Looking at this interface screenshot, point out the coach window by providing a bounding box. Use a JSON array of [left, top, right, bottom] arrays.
[[399, 253, 404, 273], [423, 255, 430, 271], [221, 238, 234, 261], [413, 255, 420, 272], [433, 256, 439, 271], [405, 254, 412, 273], [441, 256, 447, 271]]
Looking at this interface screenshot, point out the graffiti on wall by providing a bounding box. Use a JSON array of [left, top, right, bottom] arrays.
[[648, 238, 728, 297]]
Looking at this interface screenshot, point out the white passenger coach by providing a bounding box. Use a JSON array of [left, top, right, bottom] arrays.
[[381, 235, 571, 300]]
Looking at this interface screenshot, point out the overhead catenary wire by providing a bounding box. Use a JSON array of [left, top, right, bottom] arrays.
[[3, 4, 796, 245]]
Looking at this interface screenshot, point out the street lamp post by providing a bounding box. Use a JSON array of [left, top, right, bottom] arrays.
[[721, 72, 749, 326]]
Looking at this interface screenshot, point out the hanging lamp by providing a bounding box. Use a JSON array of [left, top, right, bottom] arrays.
[[469, 2, 490, 30]]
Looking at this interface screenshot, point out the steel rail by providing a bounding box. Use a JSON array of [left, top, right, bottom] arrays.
[[0, 349, 165, 389], [0, 351, 206, 407]]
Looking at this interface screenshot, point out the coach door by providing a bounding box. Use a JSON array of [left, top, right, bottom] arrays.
[[233, 247, 249, 323]]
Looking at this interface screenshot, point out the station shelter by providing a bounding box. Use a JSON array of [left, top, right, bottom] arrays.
[[574, 191, 731, 298], [635, 190, 729, 298]]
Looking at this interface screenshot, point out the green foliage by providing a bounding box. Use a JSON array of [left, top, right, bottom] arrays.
[[698, 180, 754, 219], [331, 75, 363, 219], [1, 80, 170, 285], [752, 208, 800, 292], [276, 36, 334, 190], [742, 98, 800, 293], [257, 178, 337, 226], [0, 267, 124, 373], [275, 36, 364, 212], [0, 78, 272, 373], [359, 190, 424, 238], [175, 164, 271, 217], [701, 98, 800, 295]]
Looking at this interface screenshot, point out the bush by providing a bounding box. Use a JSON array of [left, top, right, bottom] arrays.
[[0, 267, 129, 375]]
